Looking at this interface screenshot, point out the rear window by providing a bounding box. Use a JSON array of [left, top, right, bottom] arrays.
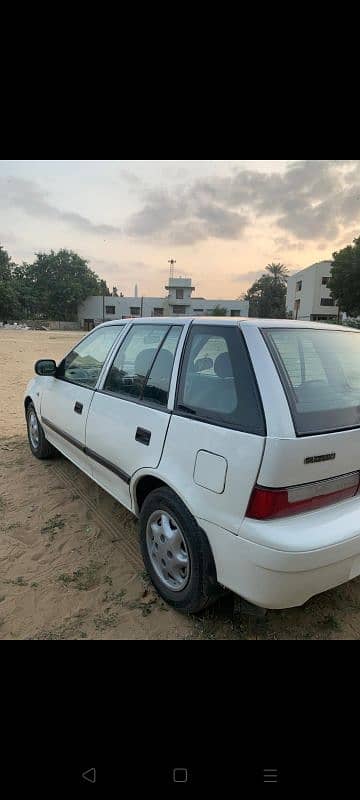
[[263, 328, 360, 436]]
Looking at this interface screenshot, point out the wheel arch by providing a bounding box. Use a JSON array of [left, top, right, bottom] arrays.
[[24, 395, 33, 413], [132, 471, 219, 579]]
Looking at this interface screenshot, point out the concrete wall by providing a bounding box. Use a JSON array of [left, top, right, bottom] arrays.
[[25, 320, 82, 331]]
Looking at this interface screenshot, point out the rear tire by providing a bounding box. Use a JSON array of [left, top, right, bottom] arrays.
[[139, 487, 220, 614], [26, 403, 56, 460]]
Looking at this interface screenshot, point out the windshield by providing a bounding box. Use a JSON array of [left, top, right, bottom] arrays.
[[264, 328, 360, 436]]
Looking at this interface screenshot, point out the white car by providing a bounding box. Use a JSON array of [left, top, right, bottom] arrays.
[[24, 317, 360, 614]]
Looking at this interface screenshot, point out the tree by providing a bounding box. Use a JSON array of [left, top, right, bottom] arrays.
[[0, 245, 14, 282], [211, 305, 228, 316], [22, 250, 109, 321], [98, 279, 111, 297], [112, 286, 119, 297], [0, 245, 18, 321], [244, 266, 288, 319], [266, 262, 289, 282], [328, 237, 360, 317]]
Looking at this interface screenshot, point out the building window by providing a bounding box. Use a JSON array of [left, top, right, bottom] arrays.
[[193, 309, 204, 314], [173, 306, 186, 315], [231, 310, 241, 317], [130, 307, 141, 316], [296, 281, 302, 292], [321, 298, 335, 307], [106, 306, 116, 315], [153, 308, 164, 317], [176, 289, 184, 300], [322, 277, 330, 286], [294, 299, 301, 319]]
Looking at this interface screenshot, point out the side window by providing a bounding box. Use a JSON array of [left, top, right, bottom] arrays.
[[177, 325, 265, 434], [143, 326, 183, 407], [59, 327, 122, 389], [104, 325, 170, 400]]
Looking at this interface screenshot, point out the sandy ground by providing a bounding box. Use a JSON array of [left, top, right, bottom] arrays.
[[1, 329, 360, 640]]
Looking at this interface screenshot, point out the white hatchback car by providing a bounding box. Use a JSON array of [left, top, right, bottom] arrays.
[[25, 317, 360, 614]]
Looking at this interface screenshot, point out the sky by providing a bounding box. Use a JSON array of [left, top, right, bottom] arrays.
[[1, 159, 360, 299]]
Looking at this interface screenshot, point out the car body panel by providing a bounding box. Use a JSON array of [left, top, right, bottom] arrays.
[[24, 317, 360, 609]]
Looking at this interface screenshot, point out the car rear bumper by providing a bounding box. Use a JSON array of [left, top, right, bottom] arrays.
[[200, 513, 360, 609]]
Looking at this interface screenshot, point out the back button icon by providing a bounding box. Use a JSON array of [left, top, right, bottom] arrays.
[[82, 768, 97, 784]]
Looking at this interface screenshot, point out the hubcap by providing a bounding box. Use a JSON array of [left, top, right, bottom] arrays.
[[28, 411, 40, 449], [146, 510, 190, 592]]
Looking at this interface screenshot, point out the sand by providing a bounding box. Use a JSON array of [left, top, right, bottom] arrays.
[[1, 329, 360, 640]]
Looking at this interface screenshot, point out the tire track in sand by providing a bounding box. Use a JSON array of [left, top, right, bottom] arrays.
[[53, 462, 142, 571]]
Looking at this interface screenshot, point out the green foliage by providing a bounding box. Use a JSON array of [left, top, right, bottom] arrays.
[[0, 245, 18, 320], [244, 264, 289, 319], [0, 245, 14, 282], [265, 262, 289, 281], [328, 236, 360, 317], [211, 305, 228, 316], [0, 245, 110, 322]]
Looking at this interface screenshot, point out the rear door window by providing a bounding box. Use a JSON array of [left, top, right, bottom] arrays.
[[264, 328, 360, 435], [103, 324, 183, 408], [176, 325, 265, 435], [104, 324, 170, 400]]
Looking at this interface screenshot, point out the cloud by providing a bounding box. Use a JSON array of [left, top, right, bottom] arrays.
[[232, 269, 266, 283], [126, 159, 360, 245], [126, 187, 248, 244], [0, 176, 123, 237], [274, 236, 305, 252], [119, 169, 142, 187], [2, 161, 360, 249]]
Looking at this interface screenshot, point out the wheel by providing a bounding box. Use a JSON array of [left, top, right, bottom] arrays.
[[26, 403, 56, 460], [139, 487, 220, 614]]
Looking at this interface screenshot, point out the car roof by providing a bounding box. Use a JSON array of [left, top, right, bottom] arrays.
[[99, 317, 354, 332]]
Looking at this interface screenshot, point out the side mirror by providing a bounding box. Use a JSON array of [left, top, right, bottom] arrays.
[[35, 359, 57, 377]]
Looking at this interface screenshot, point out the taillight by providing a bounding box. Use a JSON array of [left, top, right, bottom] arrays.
[[246, 472, 360, 521]]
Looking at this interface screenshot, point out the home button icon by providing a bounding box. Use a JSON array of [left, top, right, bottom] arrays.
[[173, 768, 188, 784]]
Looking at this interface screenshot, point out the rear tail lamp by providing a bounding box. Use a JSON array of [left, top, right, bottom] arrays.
[[246, 472, 360, 521]]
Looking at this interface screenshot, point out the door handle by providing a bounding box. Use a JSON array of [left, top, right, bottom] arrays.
[[74, 402, 83, 415], [135, 427, 152, 446]]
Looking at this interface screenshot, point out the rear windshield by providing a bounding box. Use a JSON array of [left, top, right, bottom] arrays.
[[263, 328, 360, 436]]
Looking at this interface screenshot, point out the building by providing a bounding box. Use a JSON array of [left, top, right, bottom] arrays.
[[286, 261, 339, 322], [78, 276, 249, 330]]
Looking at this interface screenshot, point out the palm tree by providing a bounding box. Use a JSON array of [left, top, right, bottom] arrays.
[[266, 263, 289, 283]]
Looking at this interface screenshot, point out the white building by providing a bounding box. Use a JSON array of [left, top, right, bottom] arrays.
[[78, 276, 249, 330], [286, 261, 339, 322]]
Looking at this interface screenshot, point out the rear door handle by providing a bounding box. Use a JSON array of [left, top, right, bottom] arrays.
[[74, 402, 83, 415], [136, 427, 152, 446]]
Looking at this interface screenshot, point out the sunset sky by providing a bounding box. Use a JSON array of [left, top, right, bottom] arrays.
[[1, 160, 359, 299]]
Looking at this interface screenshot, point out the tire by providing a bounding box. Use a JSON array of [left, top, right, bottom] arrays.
[[26, 402, 56, 460], [139, 487, 220, 614]]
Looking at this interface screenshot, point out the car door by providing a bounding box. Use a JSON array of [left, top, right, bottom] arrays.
[[40, 325, 125, 474], [85, 322, 184, 509], [160, 323, 267, 535]]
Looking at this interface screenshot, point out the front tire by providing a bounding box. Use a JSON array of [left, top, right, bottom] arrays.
[[139, 487, 220, 614], [26, 403, 55, 460]]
